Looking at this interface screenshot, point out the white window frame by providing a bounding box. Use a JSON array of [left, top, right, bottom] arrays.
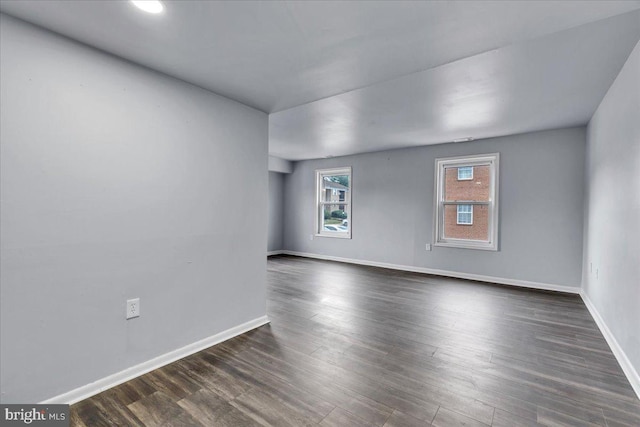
[[434, 153, 499, 250], [457, 166, 473, 181], [457, 204, 473, 225], [316, 167, 352, 239]]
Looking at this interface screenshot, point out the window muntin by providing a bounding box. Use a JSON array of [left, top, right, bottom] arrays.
[[457, 166, 473, 180], [316, 167, 351, 238], [434, 154, 499, 250]]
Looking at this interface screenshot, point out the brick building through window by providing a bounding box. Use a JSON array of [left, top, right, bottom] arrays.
[[443, 165, 490, 241]]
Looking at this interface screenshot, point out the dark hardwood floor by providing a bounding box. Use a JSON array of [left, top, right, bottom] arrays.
[[71, 255, 640, 426]]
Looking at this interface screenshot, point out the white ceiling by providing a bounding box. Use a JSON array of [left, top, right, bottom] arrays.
[[271, 11, 640, 160], [1, 1, 639, 160]]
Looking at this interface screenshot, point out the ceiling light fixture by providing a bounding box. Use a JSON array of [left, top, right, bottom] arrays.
[[131, 0, 164, 14], [453, 137, 475, 143]]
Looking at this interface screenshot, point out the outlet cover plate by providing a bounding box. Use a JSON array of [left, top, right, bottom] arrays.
[[126, 298, 140, 319]]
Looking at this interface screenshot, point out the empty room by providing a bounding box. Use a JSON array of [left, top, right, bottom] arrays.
[[1, 1, 639, 426]]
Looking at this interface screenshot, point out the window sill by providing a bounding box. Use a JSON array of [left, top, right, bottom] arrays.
[[434, 241, 497, 251], [315, 233, 352, 239]]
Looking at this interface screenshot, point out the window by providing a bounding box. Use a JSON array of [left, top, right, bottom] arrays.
[[457, 166, 473, 180], [457, 204, 473, 224], [316, 167, 351, 238], [434, 153, 499, 250]]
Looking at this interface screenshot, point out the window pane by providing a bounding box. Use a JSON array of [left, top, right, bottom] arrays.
[[444, 204, 488, 240], [321, 175, 350, 202], [444, 165, 490, 202], [322, 204, 349, 233]]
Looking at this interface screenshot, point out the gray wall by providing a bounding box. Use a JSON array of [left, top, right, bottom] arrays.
[[268, 171, 285, 252], [284, 127, 586, 288], [583, 42, 640, 372], [0, 15, 268, 403]]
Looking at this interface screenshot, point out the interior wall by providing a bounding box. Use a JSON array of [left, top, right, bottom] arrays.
[[0, 15, 268, 403], [268, 171, 285, 252], [283, 127, 586, 289], [583, 42, 639, 376]]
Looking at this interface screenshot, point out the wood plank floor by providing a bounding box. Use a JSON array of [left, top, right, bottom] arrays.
[[71, 255, 640, 426]]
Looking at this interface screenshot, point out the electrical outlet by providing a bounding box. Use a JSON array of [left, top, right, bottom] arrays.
[[425, 243, 432, 251], [126, 298, 140, 319], [310, 234, 314, 241]]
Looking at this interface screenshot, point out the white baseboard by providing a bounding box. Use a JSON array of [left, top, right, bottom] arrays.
[[580, 292, 640, 399], [281, 251, 580, 294], [40, 315, 270, 405], [267, 250, 285, 256]]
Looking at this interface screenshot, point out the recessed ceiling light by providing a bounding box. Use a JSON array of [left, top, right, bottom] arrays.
[[453, 137, 475, 143], [131, 0, 164, 14]]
